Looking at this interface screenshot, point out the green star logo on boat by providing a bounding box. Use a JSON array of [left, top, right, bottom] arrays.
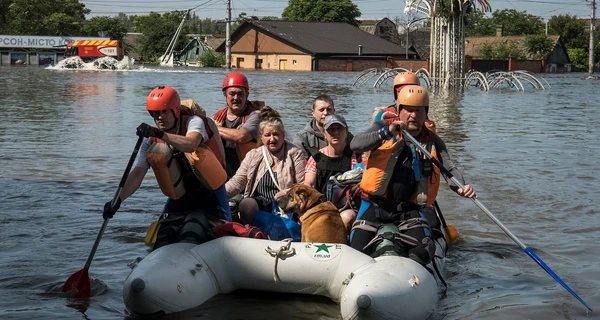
[[315, 244, 332, 253]]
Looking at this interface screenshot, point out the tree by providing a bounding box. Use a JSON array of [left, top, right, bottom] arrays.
[[82, 16, 128, 40], [115, 13, 136, 32], [0, 0, 14, 33], [133, 11, 191, 61], [282, 0, 361, 27], [5, 0, 89, 35], [199, 49, 225, 67], [465, 10, 493, 36], [547, 14, 587, 49], [477, 41, 525, 59], [524, 34, 554, 60], [467, 9, 544, 36]]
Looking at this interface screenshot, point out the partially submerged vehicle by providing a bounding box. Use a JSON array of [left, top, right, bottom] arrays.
[[63, 40, 129, 70]]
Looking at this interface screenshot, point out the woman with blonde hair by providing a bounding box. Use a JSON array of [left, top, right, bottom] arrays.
[[225, 106, 306, 224]]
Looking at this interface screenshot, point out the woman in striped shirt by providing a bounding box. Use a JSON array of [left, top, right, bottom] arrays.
[[225, 106, 306, 224]]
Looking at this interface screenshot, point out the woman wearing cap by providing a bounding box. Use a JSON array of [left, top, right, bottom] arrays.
[[304, 114, 366, 231], [225, 106, 306, 225]]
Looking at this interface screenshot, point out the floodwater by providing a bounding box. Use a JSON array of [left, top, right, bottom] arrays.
[[0, 65, 599, 320]]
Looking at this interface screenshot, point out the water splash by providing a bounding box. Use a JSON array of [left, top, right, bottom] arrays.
[[48, 56, 135, 71]]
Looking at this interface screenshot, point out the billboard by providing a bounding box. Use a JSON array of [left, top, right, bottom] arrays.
[[0, 35, 110, 49]]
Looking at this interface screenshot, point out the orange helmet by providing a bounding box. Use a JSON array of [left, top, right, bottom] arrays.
[[222, 72, 249, 91], [393, 72, 420, 99], [146, 86, 181, 118], [396, 85, 429, 109]]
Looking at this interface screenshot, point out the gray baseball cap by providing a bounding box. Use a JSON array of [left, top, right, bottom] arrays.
[[323, 114, 348, 129]]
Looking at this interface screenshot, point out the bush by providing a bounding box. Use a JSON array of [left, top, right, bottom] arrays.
[[200, 49, 225, 67]]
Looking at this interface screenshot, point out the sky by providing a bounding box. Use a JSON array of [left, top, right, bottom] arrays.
[[80, 0, 593, 22]]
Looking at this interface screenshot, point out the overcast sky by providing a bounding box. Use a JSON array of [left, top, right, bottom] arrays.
[[80, 0, 593, 21]]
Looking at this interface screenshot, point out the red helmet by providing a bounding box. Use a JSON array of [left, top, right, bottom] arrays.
[[146, 86, 181, 118], [222, 72, 249, 91]]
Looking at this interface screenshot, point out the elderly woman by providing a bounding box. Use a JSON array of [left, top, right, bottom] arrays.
[[225, 106, 306, 224], [304, 114, 366, 230]]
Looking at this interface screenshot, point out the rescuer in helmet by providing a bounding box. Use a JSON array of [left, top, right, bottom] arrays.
[[350, 85, 476, 265], [211, 72, 263, 178], [102, 86, 229, 249]]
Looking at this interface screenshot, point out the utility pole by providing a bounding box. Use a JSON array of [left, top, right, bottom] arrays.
[[589, 0, 596, 74], [225, 0, 232, 70]]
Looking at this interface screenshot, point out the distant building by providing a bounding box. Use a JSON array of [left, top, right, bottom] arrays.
[[465, 26, 571, 73], [358, 18, 401, 44], [0, 34, 108, 65], [216, 20, 420, 71]]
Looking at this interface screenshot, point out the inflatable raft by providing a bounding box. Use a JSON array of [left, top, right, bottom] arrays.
[[123, 236, 446, 319]]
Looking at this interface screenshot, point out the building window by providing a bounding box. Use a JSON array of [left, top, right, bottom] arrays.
[[255, 59, 263, 69], [39, 53, 55, 66], [236, 57, 244, 68], [11, 52, 26, 65], [293, 60, 297, 65]]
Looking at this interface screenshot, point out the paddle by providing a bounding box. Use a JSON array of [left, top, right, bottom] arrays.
[[62, 135, 144, 298], [401, 129, 593, 312], [433, 200, 460, 245], [144, 220, 158, 247]]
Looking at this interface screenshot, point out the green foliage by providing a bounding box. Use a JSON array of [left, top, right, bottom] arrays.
[[547, 14, 587, 49], [82, 16, 128, 40], [568, 47, 588, 70], [478, 42, 494, 59], [568, 43, 600, 70], [282, 0, 361, 27], [478, 41, 526, 59], [199, 49, 225, 67], [187, 12, 226, 35], [524, 34, 554, 59], [115, 13, 136, 32], [465, 10, 493, 36], [5, 0, 89, 35], [467, 9, 544, 36], [133, 11, 190, 61]]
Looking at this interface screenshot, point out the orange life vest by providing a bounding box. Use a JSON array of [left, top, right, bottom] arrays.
[[145, 101, 227, 200], [360, 123, 440, 207], [211, 100, 264, 161]]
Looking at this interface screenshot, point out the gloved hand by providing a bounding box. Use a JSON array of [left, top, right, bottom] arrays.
[[136, 123, 164, 139], [103, 197, 122, 219]]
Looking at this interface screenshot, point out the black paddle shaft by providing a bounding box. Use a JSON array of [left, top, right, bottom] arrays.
[[84, 135, 144, 269]]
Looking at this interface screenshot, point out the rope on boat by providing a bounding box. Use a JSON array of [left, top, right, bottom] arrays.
[[265, 238, 295, 283]]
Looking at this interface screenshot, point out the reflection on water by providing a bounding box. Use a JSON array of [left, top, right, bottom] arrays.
[[0, 67, 599, 320]]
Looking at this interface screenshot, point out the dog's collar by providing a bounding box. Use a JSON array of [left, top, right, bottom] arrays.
[[317, 195, 327, 204]]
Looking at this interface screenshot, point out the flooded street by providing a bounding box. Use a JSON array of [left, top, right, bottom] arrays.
[[0, 66, 599, 319]]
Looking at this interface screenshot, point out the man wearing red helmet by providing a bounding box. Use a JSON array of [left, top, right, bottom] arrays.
[[102, 86, 230, 249], [212, 72, 262, 178]]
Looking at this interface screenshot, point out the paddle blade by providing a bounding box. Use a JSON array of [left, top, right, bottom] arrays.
[[444, 224, 460, 245], [144, 220, 158, 248], [62, 267, 91, 298]]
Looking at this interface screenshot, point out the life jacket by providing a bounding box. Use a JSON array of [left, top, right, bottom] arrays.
[[371, 105, 437, 133], [145, 100, 228, 200], [360, 124, 440, 207], [371, 105, 398, 125], [309, 145, 356, 194], [212, 100, 264, 161]]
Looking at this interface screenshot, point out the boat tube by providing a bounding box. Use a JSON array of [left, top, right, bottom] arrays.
[[123, 236, 446, 319]]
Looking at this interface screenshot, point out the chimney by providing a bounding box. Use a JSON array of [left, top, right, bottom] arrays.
[[358, 45, 363, 56], [496, 24, 503, 37]]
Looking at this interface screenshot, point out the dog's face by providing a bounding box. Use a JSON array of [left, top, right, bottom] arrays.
[[276, 184, 324, 216]]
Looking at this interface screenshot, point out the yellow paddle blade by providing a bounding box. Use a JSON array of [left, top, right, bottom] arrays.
[[444, 224, 460, 245], [144, 220, 158, 247]]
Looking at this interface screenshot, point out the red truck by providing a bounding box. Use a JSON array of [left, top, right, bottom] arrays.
[[64, 39, 124, 61]]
